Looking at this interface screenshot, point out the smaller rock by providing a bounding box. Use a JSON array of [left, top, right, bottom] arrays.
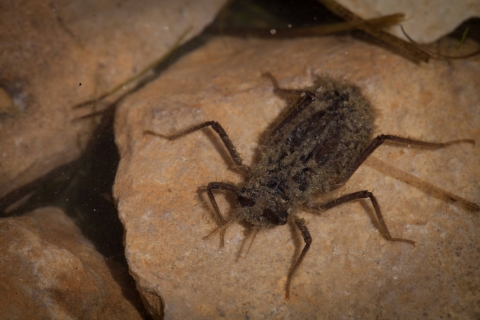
[[0, 0, 227, 199], [0, 207, 143, 319]]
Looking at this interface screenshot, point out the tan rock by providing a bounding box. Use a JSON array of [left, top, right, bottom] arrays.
[[114, 36, 480, 318], [336, 0, 480, 43], [0, 0, 226, 199], [0, 207, 143, 319]]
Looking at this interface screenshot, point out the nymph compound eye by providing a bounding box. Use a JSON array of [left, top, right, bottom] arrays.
[[263, 208, 288, 225], [238, 195, 255, 207]]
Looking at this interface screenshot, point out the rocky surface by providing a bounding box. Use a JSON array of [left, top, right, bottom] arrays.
[[113, 35, 480, 318], [0, 207, 143, 319], [336, 0, 480, 43], [0, 0, 226, 200]]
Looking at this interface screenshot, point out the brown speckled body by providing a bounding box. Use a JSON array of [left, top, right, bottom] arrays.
[[240, 77, 375, 226]]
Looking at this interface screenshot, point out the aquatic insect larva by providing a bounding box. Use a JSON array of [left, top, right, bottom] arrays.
[[147, 73, 475, 298]]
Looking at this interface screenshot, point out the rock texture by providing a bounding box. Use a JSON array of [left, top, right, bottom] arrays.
[[114, 35, 480, 318], [336, 0, 480, 43], [0, 0, 226, 199], [0, 207, 143, 319]]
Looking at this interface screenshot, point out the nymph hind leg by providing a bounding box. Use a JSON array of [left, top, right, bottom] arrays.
[[340, 134, 474, 183]]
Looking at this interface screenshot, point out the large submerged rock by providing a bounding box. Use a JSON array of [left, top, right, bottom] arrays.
[[114, 35, 480, 318]]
